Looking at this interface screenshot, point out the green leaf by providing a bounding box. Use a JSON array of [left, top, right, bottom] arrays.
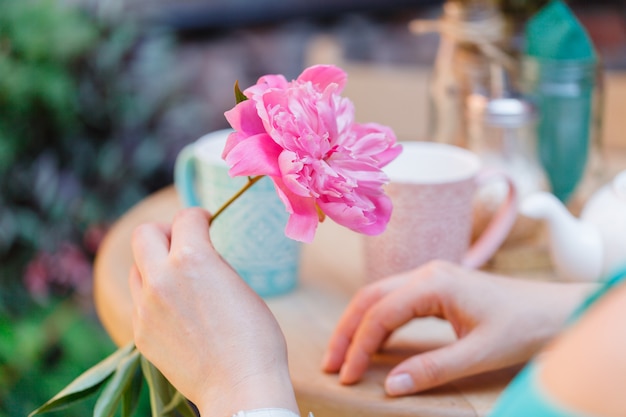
[[161, 391, 184, 414], [28, 342, 135, 416], [141, 356, 196, 417], [234, 80, 247, 104], [93, 348, 141, 417], [141, 356, 175, 417], [176, 397, 198, 417], [161, 390, 196, 417], [121, 367, 144, 417]]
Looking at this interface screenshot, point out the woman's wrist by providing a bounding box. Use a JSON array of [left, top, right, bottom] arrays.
[[231, 408, 302, 417], [197, 369, 298, 417]]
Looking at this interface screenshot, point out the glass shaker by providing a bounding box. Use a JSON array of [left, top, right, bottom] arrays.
[[467, 95, 549, 244]]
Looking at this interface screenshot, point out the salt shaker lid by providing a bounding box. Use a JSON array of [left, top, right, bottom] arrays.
[[485, 97, 536, 127]]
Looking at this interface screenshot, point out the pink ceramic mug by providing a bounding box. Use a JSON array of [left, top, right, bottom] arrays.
[[364, 141, 518, 282]]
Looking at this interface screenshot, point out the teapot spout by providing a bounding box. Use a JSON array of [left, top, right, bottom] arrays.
[[520, 192, 603, 282]]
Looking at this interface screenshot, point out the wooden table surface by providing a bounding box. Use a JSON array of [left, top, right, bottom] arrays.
[[94, 186, 526, 417]]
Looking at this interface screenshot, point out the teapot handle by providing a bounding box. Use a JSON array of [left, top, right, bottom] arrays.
[[612, 170, 626, 201], [462, 169, 518, 269]]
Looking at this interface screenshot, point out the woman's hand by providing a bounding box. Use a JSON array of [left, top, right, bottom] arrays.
[[322, 260, 595, 396], [128, 207, 298, 416]]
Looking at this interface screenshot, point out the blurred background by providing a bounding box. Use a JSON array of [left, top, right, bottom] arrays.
[[1, 0, 625, 415]]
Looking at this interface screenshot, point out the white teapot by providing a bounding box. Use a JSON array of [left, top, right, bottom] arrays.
[[520, 170, 626, 282]]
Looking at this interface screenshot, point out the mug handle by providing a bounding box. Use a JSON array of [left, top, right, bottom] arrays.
[[461, 169, 518, 269], [173, 144, 201, 208]]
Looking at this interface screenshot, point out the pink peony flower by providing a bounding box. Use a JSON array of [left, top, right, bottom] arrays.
[[223, 64, 401, 243]]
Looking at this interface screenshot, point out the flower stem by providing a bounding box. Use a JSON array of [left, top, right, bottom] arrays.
[[209, 175, 265, 225]]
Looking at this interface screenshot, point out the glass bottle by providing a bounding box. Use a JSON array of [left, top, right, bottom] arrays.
[[521, 56, 603, 204]]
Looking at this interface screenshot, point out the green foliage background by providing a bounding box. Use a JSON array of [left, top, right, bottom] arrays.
[[0, 0, 206, 415]]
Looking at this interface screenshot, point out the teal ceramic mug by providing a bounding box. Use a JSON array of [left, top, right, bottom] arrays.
[[174, 129, 300, 298]]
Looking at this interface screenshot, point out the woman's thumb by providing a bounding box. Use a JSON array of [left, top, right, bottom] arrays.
[[384, 340, 484, 396]]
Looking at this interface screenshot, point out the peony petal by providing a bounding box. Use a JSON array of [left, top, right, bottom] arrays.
[[256, 74, 289, 90], [258, 89, 291, 142], [224, 133, 282, 177], [298, 65, 347, 93], [278, 151, 310, 197], [350, 123, 402, 167], [245, 74, 289, 99], [318, 200, 372, 233], [273, 178, 319, 243], [330, 158, 389, 184], [327, 94, 354, 141], [356, 194, 393, 235], [222, 131, 246, 160], [319, 193, 392, 236], [224, 100, 265, 137], [311, 90, 353, 144], [284, 207, 318, 243]]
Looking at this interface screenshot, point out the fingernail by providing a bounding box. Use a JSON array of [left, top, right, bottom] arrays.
[[385, 373, 415, 396], [339, 364, 358, 385]]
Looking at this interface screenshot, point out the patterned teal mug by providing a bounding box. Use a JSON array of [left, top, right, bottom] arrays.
[[174, 129, 300, 298]]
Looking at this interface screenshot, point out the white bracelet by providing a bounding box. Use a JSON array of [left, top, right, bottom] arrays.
[[232, 408, 313, 417]]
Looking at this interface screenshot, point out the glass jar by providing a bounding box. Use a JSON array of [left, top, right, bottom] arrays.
[[467, 95, 549, 243], [426, 1, 510, 147]]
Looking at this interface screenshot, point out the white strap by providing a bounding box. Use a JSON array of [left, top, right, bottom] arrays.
[[232, 408, 313, 417]]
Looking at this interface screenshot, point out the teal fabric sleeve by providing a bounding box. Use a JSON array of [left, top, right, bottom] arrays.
[[568, 268, 626, 321], [487, 269, 626, 417], [488, 364, 594, 417]]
